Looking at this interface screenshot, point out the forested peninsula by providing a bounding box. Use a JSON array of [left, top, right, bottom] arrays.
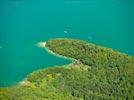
[[0, 38, 134, 100]]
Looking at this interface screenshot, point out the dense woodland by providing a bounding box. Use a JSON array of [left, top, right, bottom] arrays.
[[46, 38, 133, 69], [0, 38, 134, 100]]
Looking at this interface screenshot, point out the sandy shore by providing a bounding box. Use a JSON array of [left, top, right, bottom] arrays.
[[19, 78, 31, 87], [37, 41, 76, 61], [37, 41, 46, 48]]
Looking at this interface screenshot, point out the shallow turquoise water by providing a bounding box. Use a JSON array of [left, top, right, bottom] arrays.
[[0, 1, 134, 87]]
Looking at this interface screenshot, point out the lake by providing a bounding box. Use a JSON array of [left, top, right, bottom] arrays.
[[0, 1, 134, 87]]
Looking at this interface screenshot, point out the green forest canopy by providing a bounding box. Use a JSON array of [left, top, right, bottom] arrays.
[[0, 38, 134, 100]]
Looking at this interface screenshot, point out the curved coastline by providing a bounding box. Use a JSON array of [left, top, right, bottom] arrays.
[[1, 39, 134, 99], [18, 41, 74, 87], [37, 41, 76, 62]]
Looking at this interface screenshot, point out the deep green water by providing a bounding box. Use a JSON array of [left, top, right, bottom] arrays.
[[0, 1, 134, 87]]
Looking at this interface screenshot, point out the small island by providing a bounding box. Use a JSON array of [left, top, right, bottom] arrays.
[[0, 38, 134, 100]]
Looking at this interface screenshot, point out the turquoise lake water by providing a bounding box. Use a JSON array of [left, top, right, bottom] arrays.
[[0, 1, 134, 87]]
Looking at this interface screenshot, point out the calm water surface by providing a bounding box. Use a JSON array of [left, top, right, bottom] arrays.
[[0, 1, 134, 86]]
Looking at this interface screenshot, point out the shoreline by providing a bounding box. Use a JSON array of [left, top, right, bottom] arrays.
[[37, 41, 76, 62], [2, 41, 75, 87]]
